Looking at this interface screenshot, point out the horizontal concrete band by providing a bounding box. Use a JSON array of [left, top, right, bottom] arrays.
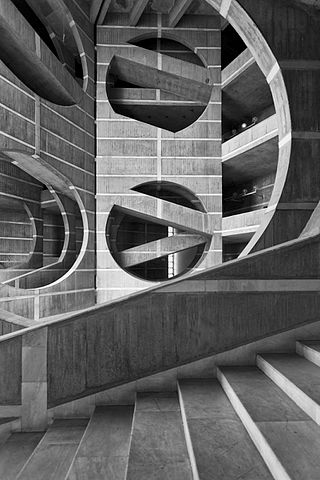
[[158, 279, 320, 293]]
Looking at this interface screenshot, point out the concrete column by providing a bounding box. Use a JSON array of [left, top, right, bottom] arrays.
[[21, 328, 48, 431]]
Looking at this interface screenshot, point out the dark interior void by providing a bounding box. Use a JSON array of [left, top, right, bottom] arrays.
[[106, 37, 208, 132], [108, 210, 206, 282], [223, 241, 247, 262], [11, 0, 83, 84], [114, 215, 169, 281], [110, 103, 207, 133], [221, 25, 246, 69], [223, 96, 275, 140], [11, 0, 58, 56], [106, 181, 208, 282], [128, 257, 169, 282], [133, 181, 206, 212], [127, 243, 204, 282], [221, 24, 275, 139], [115, 215, 169, 252], [129, 38, 205, 67], [223, 172, 275, 217]]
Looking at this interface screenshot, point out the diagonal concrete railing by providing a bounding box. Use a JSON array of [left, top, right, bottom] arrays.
[[1, 222, 320, 420]]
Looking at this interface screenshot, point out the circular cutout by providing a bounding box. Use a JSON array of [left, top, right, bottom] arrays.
[[106, 181, 211, 282], [106, 37, 212, 132]]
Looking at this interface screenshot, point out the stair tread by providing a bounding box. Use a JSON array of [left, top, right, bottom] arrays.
[[220, 366, 308, 422], [179, 379, 273, 480], [16, 418, 89, 480], [0, 432, 43, 480], [298, 340, 320, 352], [126, 393, 193, 480], [259, 353, 320, 404], [67, 405, 134, 480], [220, 366, 320, 480]]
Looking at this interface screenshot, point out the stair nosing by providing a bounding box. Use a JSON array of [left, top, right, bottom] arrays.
[[257, 353, 320, 425], [217, 366, 292, 480], [296, 340, 320, 367], [177, 381, 200, 480]]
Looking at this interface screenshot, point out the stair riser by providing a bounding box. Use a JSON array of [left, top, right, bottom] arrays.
[[177, 384, 200, 480], [257, 355, 320, 425], [217, 368, 291, 480], [296, 342, 320, 368]]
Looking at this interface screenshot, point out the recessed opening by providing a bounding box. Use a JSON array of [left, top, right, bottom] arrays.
[[106, 36, 212, 132], [0, 158, 84, 289], [106, 181, 209, 282], [221, 24, 246, 69]]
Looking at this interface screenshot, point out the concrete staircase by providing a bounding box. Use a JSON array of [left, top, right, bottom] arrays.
[[1, 340, 320, 479]]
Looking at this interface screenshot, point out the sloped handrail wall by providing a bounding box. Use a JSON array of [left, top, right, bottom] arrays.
[[1, 227, 320, 406]]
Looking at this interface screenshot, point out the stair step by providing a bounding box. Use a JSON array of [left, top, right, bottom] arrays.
[[66, 405, 134, 480], [16, 418, 89, 480], [178, 379, 272, 479], [257, 353, 320, 424], [126, 392, 193, 480], [296, 340, 320, 367], [218, 366, 320, 480], [0, 432, 43, 480]]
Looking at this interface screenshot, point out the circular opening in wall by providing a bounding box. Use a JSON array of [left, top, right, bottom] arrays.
[[106, 36, 213, 132], [0, 155, 85, 290], [106, 181, 211, 282]]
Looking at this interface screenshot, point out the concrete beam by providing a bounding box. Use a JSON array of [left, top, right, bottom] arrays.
[[114, 196, 212, 236], [109, 55, 212, 103], [129, 0, 149, 26], [118, 234, 207, 267], [168, 0, 193, 27]]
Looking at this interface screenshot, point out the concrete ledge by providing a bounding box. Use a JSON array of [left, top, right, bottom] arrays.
[[222, 209, 265, 242]]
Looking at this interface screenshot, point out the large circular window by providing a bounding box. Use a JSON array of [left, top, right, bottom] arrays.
[[106, 181, 211, 282], [106, 36, 212, 132]]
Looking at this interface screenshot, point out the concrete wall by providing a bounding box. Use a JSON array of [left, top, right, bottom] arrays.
[[0, 0, 96, 319], [96, 12, 222, 303]]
